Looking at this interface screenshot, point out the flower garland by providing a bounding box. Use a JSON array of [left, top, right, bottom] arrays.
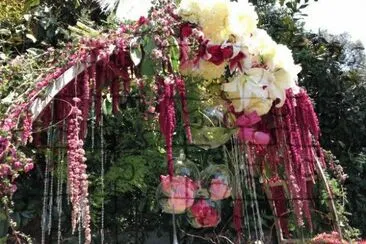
[[66, 97, 91, 243], [0, 0, 339, 241]]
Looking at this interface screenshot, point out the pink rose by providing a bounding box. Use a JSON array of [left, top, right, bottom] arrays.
[[160, 175, 197, 214], [0, 164, 11, 177], [13, 161, 23, 170], [209, 178, 231, 201], [190, 199, 220, 228], [24, 163, 34, 173]]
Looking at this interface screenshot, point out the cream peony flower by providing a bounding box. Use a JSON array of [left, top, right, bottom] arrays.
[[227, 0, 258, 42]]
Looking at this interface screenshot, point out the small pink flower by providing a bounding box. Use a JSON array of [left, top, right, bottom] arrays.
[[10, 184, 17, 193], [190, 199, 220, 228], [137, 16, 149, 26], [209, 178, 231, 201], [24, 163, 34, 173], [13, 161, 23, 170], [0, 164, 11, 177]]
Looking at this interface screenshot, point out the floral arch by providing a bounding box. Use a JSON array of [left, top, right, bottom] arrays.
[[0, 0, 345, 243]]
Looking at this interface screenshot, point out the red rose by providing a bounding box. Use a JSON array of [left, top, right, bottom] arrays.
[[160, 175, 197, 214], [190, 199, 220, 228]]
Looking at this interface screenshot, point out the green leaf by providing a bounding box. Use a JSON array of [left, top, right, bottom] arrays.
[[169, 37, 180, 72], [102, 94, 112, 115], [26, 33, 37, 43], [286, 2, 292, 8], [0, 236, 7, 244], [0, 29, 11, 36], [141, 57, 156, 76], [143, 36, 155, 54], [25, 0, 40, 10], [1, 92, 16, 104], [299, 4, 309, 9]]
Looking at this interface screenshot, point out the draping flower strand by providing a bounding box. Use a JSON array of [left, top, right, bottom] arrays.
[[66, 97, 91, 244]]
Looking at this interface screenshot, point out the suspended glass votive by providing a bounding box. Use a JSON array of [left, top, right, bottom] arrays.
[[201, 165, 232, 201], [187, 189, 221, 228], [156, 175, 198, 214], [191, 106, 236, 150], [174, 150, 200, 181]]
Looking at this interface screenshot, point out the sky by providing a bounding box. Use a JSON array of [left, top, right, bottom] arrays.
[[303, 0, 366, 46]]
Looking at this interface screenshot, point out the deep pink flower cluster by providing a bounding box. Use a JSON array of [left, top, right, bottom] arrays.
[[157, 75, 192, 176], [269, 178, 289, 237], [157, 76, 176, 176], [175, 78, 192, 143], [178, 24, 249, 74], [236, 112, 270, 145], [189, 198, 220, 228], [0, 135, 34, 197], [259, 88, 325, 230], [310, 231, 346, 244], [66, 97, 91, 244], [21, 112, 33, 143]]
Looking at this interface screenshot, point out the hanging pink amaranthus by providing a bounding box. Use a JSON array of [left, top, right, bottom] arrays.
[[175, 77, 192, 143], [269, 177, 289, 238], [262, 88, 325, 229], [157, 76, 176, 176], [66, 97, 91, 244], [157, 75, 192, 176]]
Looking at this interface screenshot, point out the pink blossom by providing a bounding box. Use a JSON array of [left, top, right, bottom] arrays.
[[67, 101, 91, 242], [13, 161, 23, 170], [209, 178, 231, 201], [236, 112, 270, 145], [190, 199, 220, 228], [160, 175, 197, 214], [24, 163, 34, 173], [0, 164, 11, 177]]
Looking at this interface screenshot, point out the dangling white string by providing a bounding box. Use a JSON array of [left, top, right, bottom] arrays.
[[91, 75, 96, 152], [56, 127, 64, 244], [42, 101, 54, 244], [41, 150, 50, 244], [100, 114, 105, 244], [47, 169, 54, 235]]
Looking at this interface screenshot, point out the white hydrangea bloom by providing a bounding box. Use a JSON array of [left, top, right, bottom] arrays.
[[178, 0, 202, 24], [227, 0, 258, 42]]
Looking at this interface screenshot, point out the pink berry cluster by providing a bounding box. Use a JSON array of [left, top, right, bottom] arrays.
[[0, 134, 34, 197], [66, 97, 91, 244]]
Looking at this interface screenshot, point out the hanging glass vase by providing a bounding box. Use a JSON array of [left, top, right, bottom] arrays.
[[201, 164, 232, 201], [156, 151, 200, 214], [191, 106, 236, 150], [174, 150, 200, 181], [187, 189, 221, 228]]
